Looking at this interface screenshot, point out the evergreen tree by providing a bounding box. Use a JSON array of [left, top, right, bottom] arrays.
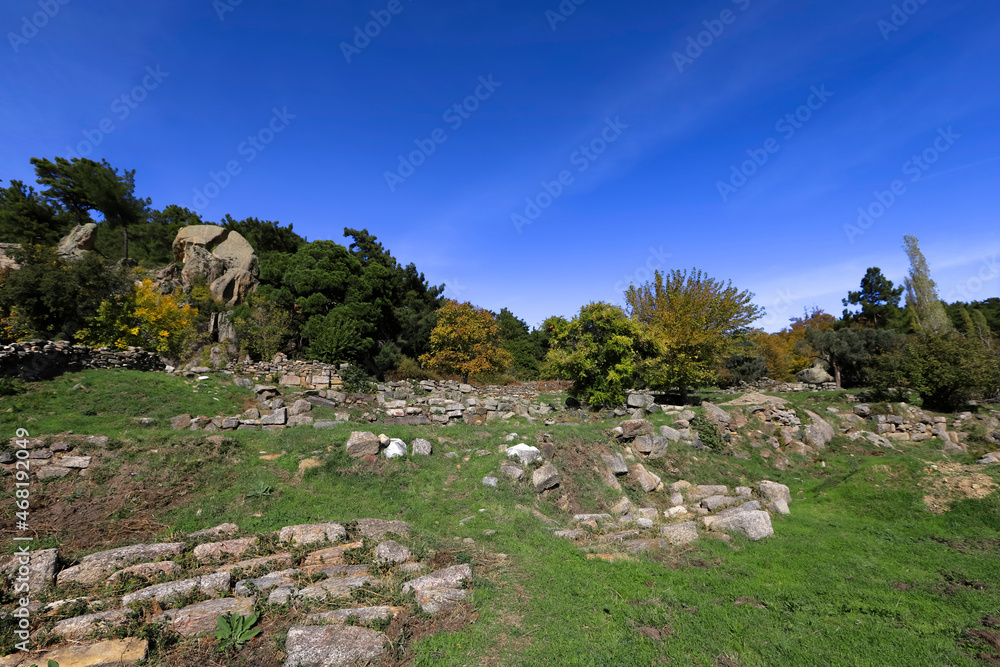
[[842, 267, 905, 328], [902, 235, 952, 334]]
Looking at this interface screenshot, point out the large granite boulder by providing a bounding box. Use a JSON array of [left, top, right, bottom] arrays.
[[797, 359, 833, 384], [56, 223, 98, 260], [167, 225, 259, 305]]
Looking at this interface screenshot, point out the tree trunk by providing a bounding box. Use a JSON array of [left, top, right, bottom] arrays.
[[833, 364, 841, 389], [122, 225, 129, 261]]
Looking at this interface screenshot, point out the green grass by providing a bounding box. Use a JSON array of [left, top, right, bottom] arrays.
[[2, 371, 999, 665]]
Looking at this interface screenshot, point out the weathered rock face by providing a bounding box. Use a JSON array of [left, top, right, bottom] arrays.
[[56, 223, 98, 260], [803, 410, 835, 448], [164, 225, 259, 305]]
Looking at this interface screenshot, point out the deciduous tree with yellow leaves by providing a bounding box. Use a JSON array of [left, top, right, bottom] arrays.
[[625, 268, 763, 398], [75, 279, 197, 358], [419, 300, 513, 383]]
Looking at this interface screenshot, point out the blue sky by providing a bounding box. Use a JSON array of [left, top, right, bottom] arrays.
[[2, 0, 998, 331]]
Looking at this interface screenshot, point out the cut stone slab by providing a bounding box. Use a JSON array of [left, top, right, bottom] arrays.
[[355, 518, 411, 540], [218, 553, 292, 572], [629, 463, 661, 493], [302, 542, 363, 567], [574, 513, 612, 522], [188, 523, 239, 538], [193, 536, 257, 560], [299, 575, 374, 601], [533, 462, 560, 491], [122, 571, 231, 606], [554, 529, 584, 540], [154, 596, 254, 637], [305, 606, 403, 626], [57, 542, 186, 586], [1, 547, 58, 593], [506, 443, 542, 465], [279, 522, 347, 546], [0, 638, 148, 667], [58, 456, 91, 469], [415, 587, 468, 613], [712, 510, 774, 541], [107, 560, 182, 585], [261, 407, 288, 425], [235, 569, 298, 596], [269, 585, 298, 604], [402, 564, 471, 595], [41, 609, 126, 640], [373, 540, 411, 565], [602, 453, 628, 475], [283, 625, 385, 667], [37, 466, 72, 480], [346, 431, 380, 457]]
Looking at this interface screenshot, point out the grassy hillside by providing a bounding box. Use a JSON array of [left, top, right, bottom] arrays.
[[2, 370, 999, 665]]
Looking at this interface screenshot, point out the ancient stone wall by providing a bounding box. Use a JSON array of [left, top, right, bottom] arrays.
[[0, 340, 165, 380]]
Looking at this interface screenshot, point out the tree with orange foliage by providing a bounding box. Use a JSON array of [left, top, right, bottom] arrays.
[[419, 300, 513, 383], [756, 307, 836, 381]]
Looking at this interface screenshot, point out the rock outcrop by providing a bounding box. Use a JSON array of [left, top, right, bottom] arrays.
[[156, 225, 259, 305], [55, 223, 98, 260]]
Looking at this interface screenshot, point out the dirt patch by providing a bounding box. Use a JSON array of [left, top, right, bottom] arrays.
[[376, 603, 477, 667], [920, 462, 995, 513], [964, 616, 1000, 665], [18, 460, 189, 556]]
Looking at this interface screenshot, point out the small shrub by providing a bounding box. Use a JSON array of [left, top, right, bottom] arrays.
[[690, 414, 726, 451], [340, 365, 376, 394], [0, 377, 26, 396]]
